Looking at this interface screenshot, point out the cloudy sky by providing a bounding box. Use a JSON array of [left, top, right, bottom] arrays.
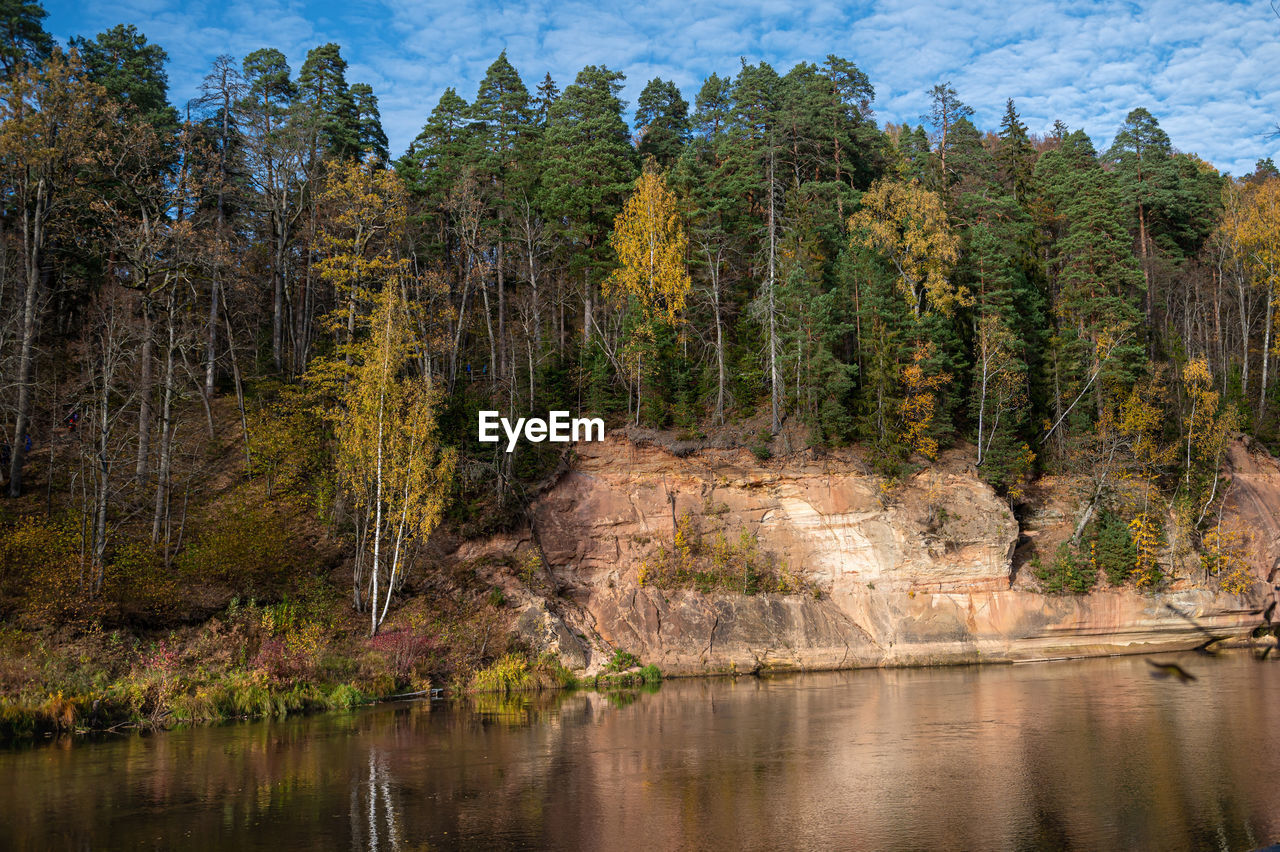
[[44, 0, 1280, 175]]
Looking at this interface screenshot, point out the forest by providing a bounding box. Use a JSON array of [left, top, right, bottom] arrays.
[[0, 1, 1277, 727]]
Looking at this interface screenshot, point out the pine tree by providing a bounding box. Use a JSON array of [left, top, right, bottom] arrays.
[[1036, 130, 1145, 449], [635, 77, 689, 167], [397, 87, 472, 259], [821, 55, 876, 188], [239, 47, 304, 372], [730, 60, 785, 430], [533, 72, 559, 126], [72, 23, 178, 131], [540, 64, 637, 340], [997, 99, 1035, 202], [350, 83, 388, 162], [1106, 107, 1176, 322], [925, 82, 972, 185], [297, 43, 359, 161], [469, 51, 533, 381], [0, 0, 51, 77]]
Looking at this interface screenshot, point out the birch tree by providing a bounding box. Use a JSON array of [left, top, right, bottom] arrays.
[[335, 286, 455, 636], [605, 169, 691, 424]]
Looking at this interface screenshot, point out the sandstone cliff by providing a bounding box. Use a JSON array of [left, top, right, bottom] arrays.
[[464, 436, 1277, 676]]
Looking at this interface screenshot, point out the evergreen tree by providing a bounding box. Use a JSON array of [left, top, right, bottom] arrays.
[[729, 60, 785, 429], [925, 81, 972, 185], [1036, 129, 1145, 450], [297, 43, 359, 160], [635, 77, 689, 167], [894, 124, 933, 182], [997, 99, 1035, 202], [0, 0, 51, 76], [399, 87, 471, 202], [692, 72, 732, 141], [470, 51, 532, 177], [238, 47, 302, 372], [533, 72, 558, 126], [350, 83, 388, 162], [539, 64, 637, 330], [72, 23, 178, 131], [821, 55, 877, 188], [1106, 107, 1176, 319]]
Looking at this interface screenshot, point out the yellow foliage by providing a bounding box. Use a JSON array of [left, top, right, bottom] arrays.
[[1222, 178, 1280, 294], [1127, 513, 1164, 588], [899, 345, 950, 460], [849, 178, 965, 316], [1201, 526, 1252, 595], [332, 285, 457, 633], [1004, 443, 1036, 502], [316, 160, 411, 305], [1181, 357, 1237, 496], [606, 169, 692, 327], [1119, 377, 1175, 472]]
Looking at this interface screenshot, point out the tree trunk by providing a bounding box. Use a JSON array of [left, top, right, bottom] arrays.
[[1260, 287, 1272, 423], [92, 367, 110, 596], [221, 296, 251, 470], [497, 237, 506, 379], [135, 299, 154, 482], [767, 148, 780, 433], [582, 272, 593, 346], [152, 288, 177, 547], [712, 254, 725, 425], [9, 179, 45, 498], [272, 209, 287, 373]]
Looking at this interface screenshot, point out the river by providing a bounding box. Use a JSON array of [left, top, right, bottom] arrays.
[[2, 652, 1278, 851]]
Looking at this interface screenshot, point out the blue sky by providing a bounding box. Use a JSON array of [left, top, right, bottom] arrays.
[[46, 0, 1280, 175]]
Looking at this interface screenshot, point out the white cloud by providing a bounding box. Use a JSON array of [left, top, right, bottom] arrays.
[[44, 0, 1280, 174]]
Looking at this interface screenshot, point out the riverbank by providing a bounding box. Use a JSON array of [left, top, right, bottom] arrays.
[[3, 428, 1277, 741], [0, 605, 672, 741], [5, 595, 1272, 743]]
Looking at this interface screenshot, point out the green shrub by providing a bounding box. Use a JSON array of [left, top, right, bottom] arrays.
[[749, 429, 773, 461], [638, 513, 809, 596], [605, 649, 641, 672], [1095, 512, 1138, 586], [1033, 542, 1097, 595], [471, 652, 574, 694]]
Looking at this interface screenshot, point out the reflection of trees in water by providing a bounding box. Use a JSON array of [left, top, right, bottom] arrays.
[[351, 750, 400, 852], [3, 660, 1280, 849]]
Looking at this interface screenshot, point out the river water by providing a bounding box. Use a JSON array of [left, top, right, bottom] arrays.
[[2, 652, 1278, 851]]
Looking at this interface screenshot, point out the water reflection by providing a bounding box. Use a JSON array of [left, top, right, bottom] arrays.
[[1, 654, 1278, 851], [352, 750, 400, 852]]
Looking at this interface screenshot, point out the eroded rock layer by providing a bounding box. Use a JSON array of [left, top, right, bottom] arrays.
[[491, 437, 1278, 675]]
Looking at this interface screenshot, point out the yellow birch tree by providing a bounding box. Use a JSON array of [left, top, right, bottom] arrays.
[[899, 344, 950, 460], [848, 178, 965, 317], [308, 159, 456, 635], [605, 168, 692, 424], [337, 286, 456, 636], [1222, 178, 1280, 420]]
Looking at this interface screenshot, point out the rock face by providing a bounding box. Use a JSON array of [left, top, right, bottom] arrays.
[[1223, 439, 1280, 594], [499, 437, 1276, 675]]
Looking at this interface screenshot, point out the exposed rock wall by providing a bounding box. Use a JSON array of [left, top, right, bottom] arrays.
[[485, 437, 1276, 675]]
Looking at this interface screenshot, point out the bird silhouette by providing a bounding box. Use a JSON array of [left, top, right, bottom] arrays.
[[1146, 659, 1197, 683]]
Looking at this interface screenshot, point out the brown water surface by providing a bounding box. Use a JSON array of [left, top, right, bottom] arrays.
[[2, 652, 1278, 850]]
